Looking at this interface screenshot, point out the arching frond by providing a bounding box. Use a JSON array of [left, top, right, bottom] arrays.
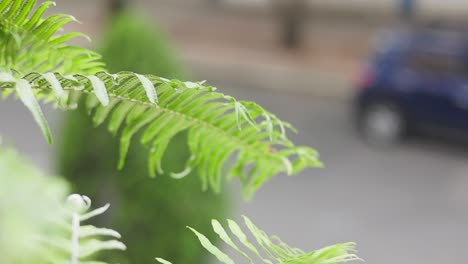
[[0, 0, 104, 74], [0, 71, 322, 197], [156, 216, 361, 264], [0, 0, 321, 197]]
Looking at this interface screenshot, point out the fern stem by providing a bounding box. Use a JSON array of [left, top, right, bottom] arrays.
[[0, 85, 272, 159], [70, 213, 80, 264]]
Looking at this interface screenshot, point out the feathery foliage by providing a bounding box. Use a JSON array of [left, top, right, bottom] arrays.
[[63, 194, 126, 264], [0, 0, 322, 197], [0, 70, 322, 197], [0, 1, 359, 263], [0, 0, 103, 144], [0, 147, 125, 264], [0, 0, 104, 74], [156, 216, 360, 264]]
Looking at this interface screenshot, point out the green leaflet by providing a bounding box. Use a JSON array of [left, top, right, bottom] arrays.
[[93, 99, 119, 126], [15, 77, 53, 143], [0, 0, 103, 74], [118, 109, 161, 169], [0, 0, 322, 197], [212, 219, 255, 264], [227, 219, 272, 264], [0, 71, 322, 197], [79, 226, 122, 239], [155, 258, 173, 264], [188, 226, 235, 264], [161, 217, 360, 264], [135, 73, 157, 103], [86, 75, 109, 106], [79, 240, 126, 258], [42, 72, 64, 98]]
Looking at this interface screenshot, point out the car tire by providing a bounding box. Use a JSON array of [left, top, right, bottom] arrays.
[[359, 101, 406, 146]]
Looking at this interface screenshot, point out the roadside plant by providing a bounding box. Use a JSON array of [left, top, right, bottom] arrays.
[[0, 0, 360, 263]]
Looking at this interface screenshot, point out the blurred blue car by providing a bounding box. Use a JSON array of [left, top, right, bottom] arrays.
[[355, 26, 468, 145]]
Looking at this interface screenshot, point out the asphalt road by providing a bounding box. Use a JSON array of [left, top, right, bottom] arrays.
[[2, 87, 468, 264]]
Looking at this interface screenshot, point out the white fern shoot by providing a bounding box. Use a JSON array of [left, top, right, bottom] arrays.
[[65, 194, 126, 264]]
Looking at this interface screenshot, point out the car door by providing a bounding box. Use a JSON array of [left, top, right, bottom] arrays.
[[450, 70, 468, 131], [400, 50, 468, 131]]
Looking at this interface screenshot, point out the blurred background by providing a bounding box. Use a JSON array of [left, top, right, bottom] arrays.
[[2, 0, 468, 263]]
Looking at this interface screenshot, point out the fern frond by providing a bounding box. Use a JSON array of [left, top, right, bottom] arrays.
[[0, 0, 104, 74], [42, 194, 126, 263], [156, 216, 361, 264], [0, 147, 125, 263], [0, 70, 322, 197], [63, 194, 126, 264]]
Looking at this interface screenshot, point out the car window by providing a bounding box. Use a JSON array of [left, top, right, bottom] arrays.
[[407, 52, 468, 77]]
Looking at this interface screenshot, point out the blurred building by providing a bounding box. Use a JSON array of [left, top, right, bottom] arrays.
[[62, 0, 468, 98]]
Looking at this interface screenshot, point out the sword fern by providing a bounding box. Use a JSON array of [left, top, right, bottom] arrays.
[[0, 0, 322, 197], [0, 1, 359, 263], [157, 216, 360, 264]]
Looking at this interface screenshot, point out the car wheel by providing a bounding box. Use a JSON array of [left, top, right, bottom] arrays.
[[359, 102, 406, 146]]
